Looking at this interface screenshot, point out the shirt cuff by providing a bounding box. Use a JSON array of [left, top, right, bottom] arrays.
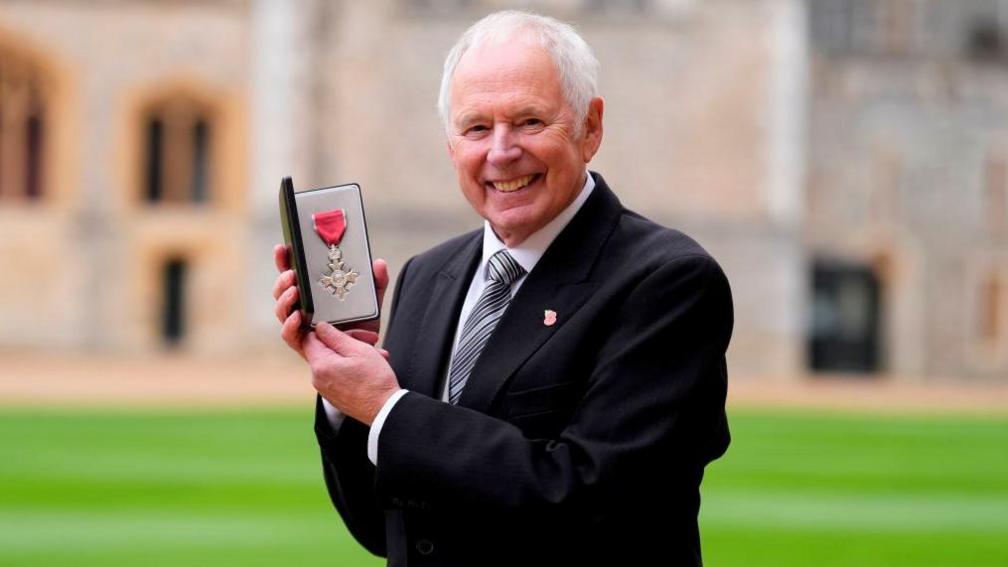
[[321, 397, 346, 430], [367, 389, 409, 466]]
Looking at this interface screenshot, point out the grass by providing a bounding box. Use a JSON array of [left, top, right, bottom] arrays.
[[0, 407, 382, 567], [701, 410, 1008, 566], [0, 406, 1005, 566]]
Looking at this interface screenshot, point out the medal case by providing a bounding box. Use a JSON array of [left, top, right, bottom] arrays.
[[279, 177, 379, 328]]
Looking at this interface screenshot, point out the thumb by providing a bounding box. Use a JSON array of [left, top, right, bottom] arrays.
[[344, 329, 380, 346], [314, 322, 364, 355]]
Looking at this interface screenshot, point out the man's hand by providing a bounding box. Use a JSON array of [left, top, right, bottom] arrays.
[[304, 322, 401, 425], [272, 244, 389, 359]]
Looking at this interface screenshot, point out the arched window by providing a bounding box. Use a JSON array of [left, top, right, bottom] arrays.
[[0, 50, 47, 201], [141, 95, 214, 204]]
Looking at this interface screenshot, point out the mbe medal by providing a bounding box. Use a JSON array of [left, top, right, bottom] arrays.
[[313, 209, 359, 300], [279, 177, 378, 327]]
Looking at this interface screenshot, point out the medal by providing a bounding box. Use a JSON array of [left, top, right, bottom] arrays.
[[313, 209, 359, 300]]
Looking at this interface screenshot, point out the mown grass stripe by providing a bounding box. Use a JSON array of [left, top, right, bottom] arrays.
[[0, 407, 1005, 566]]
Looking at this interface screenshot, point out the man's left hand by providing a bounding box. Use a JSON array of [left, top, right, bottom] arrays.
[[303, 322, 401, 426]]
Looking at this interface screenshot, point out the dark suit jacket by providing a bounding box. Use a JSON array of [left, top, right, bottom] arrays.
[[314, 173, 733, 566]]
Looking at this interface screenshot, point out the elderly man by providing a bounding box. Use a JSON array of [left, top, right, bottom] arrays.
[[273, 10, 732, 567]]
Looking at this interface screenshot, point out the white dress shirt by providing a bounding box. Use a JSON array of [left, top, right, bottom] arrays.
[[323, 172, 596, 465]]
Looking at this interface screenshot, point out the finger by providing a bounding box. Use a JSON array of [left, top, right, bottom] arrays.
[[276, 286, 300, 325], [281, 311, 305, 357], [302, 331, 329, 362], [314, 322, 365, 355], [373, 259, 389, 307], [275, 286, 299, 324], [274, 244, 291, 272], [344, 328, 380, 346], [272, 270, 295, 300]]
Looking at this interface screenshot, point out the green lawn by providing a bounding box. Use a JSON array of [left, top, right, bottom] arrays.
[[0, 407, 1005, 566], [701, 410, 1008, 566]]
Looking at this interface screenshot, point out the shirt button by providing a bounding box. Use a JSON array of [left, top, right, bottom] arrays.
[[416, 539, 434, 555]]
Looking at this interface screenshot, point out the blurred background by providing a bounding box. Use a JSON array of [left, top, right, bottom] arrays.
[[0, 0, 1005, 565]]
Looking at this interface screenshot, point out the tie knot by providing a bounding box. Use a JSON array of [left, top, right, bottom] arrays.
[[487, 250, 525, 285]]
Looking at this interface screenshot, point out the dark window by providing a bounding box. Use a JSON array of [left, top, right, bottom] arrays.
[[162, 258, 187, 346], [142, 98, 213, 205], [0, 54, 47, 201], [145, 118, 163, 202], [191, 120, 209, 203], [809, 260, 882, 373], [968, 20, 1004, 61], [25, 113, 43, 199]]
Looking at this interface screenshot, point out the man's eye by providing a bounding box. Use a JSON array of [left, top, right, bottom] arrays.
[[464, 125, 489, 136], [521, 119, 543, 128]]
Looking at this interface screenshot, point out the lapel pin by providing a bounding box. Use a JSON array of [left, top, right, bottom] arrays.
[[543, 309, 557, 327]]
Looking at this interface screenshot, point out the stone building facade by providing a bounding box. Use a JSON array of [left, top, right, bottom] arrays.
[[0, 0, 1002, 381], [0, 1, 250, 354], [806, 0, 1008, 380]]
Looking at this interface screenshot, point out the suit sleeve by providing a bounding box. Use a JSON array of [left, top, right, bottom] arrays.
[[312, 256, 415, 556], [373, 254, 732, 516]]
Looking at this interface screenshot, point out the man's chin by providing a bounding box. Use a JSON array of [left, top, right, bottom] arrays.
[[487, 210, 550, 246]]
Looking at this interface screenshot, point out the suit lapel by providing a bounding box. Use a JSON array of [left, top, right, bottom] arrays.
[[403, 232, 482, 399], [459, 175, 624, 413]]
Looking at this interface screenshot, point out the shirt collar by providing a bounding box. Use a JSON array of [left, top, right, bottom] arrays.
[[480, 171, 595, 277]]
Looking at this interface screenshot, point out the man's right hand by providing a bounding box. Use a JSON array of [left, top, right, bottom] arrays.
[[272, 244, 389, 360]]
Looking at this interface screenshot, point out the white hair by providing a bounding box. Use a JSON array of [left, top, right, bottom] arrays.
[[437, 10, 600, 136]]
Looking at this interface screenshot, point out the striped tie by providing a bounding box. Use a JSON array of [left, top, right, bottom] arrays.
[[447, 250, 526, 405]]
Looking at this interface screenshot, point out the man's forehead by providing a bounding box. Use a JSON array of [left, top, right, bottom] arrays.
[[446, 36, 571, 128], [452, 43, 560, 101], [449, 75, 564, 127], [455, 37, 553, 79]]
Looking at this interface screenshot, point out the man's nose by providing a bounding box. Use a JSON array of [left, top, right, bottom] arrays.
[[487, 123, 521, 165]]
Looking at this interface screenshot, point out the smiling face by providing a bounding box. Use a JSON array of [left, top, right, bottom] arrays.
[[447, 39, 603, 247]]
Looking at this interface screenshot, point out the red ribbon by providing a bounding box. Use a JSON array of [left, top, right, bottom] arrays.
[[313, 209, 346, 246]]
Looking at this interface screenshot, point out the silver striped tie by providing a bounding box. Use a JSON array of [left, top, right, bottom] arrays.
[[447, 250, 526, 405]]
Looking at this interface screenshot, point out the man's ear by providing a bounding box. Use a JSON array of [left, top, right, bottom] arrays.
[[581, 97, 604, 163]]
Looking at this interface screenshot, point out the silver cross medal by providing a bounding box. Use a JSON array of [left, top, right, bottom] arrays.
[[320, 245, 358, 300]]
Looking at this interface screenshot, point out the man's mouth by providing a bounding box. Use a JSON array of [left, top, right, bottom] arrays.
[[488, 174, 540, 193]]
